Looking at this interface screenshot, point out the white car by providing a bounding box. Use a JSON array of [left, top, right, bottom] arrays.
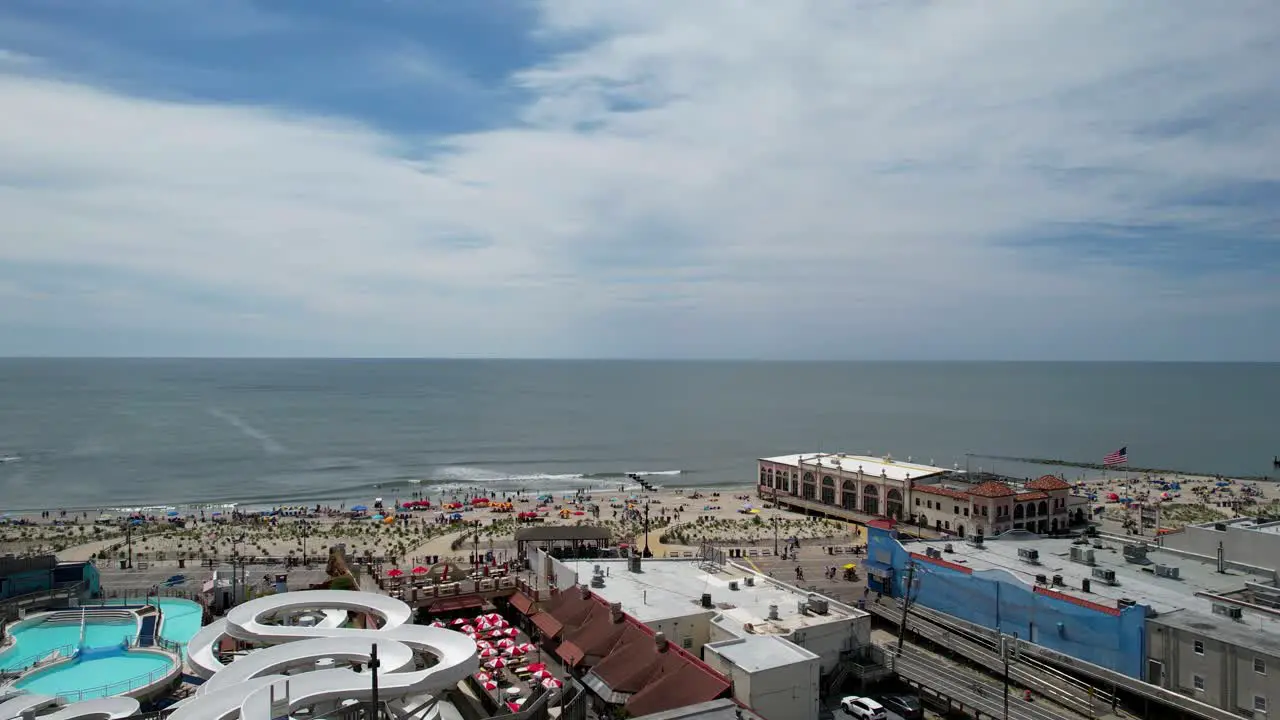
[[840, 696, 887, 720]]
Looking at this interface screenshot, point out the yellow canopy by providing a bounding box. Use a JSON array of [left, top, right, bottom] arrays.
[[842, 563, 857, 570]]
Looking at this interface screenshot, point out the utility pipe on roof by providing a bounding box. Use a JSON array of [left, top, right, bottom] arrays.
[[1192, 591, 1280, 619]]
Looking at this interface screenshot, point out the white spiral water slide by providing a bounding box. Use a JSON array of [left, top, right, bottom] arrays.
[[0, 692, 140, 720], [170, 590, 477, 720]]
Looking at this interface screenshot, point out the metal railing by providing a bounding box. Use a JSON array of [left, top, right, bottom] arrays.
[[51, 660, 177, 703], [0, 643, 78, 673]]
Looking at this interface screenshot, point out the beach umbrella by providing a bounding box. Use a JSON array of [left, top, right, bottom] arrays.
[[387, 568, 404, 577], [503, 627, 518, 636], [526, 662, 546, 673], [485, 658, 506, 669], [352, 505, 368, 512], [461, 625, 476, 634], [475, 640, 493, 649], [483, 613, 503, 624], [450, 618, 468, 626], [429, 621, 445, 628], [496, 638, 516, 648], [541, 678, 562, 689], [474, 671, 491, 682], [412, 566, 428, 575], [532, 669, 553, 680], [371, 514, 384, 521], [504, 646, 525, 657], [166, 510, 179, 517], [515, 643, 535, 653], [483, 681, 498, 691], [479, 648, 498, 658]]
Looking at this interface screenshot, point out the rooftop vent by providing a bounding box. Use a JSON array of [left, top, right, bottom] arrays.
[[1052, 574, 1064, 587], [745, 576, 755, 587], [1035, 574, 1049, 585], [944, 543, 955, 554], [807, 597, 829, 615], [1081, 578, 1092, 593], [1017, 548, 1041, 564], [1214, 523, 1228, 531], [768, 604, 780, 620], [925, 547, 943, 560], [590, 573, 605, 588], [1154, 564, 1181, 580], [729, 580, 740, 591], [1118, 598, 1137, 609], [701, 593, 712, 609]]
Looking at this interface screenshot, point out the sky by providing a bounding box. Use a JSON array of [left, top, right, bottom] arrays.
[[0, 1, 1277, 360]]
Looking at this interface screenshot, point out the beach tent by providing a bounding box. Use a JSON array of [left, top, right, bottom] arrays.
[[351, 505, 368, 512]]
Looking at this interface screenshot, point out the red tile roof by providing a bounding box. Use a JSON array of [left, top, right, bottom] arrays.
[[913, 485, 971, 501], [1027, 475, 1072, 491], [556, 603, 628, 667], [1015, 491, 1049, 501], [968, 480, 1015, 498]]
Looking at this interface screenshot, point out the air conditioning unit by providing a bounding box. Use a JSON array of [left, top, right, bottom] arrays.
[[926, 547, 942, 559], [1122, 545, 1148, 563], [745, 576, 755, 587], [1018, 548, 1040, 564], [1154, 565, 1181, 580], [944, 543, 955, 553], [1091, 568, 1117, 585], [729, 580, 740, 591], [1069, 546, 1096, 565], [1212, 603, 1244, 620], [807, 597, 829, 615]]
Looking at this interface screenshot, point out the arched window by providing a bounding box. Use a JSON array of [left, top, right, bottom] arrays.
[[862, 485, 880, 516], [1038, 500, 1048, 517], [821, 476, 836, 505], [841, 480, 857, 510], [1014, 504, 1025, 520], [886, 488, 904, 519]]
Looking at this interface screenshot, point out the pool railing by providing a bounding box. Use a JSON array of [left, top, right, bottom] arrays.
[[47, 657, 180, 703], [1, 643, 78, 672]]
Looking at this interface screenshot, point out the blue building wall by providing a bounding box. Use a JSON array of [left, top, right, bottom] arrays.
[[867, 524, 1146, 679], [0, 568, 54, 599]]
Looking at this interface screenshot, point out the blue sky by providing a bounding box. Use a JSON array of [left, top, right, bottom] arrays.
[[0, 1, 1277, 360]]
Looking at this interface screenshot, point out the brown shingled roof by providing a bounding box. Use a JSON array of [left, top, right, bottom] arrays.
[[557, 603, 628, 667], [1027, 475, 1072, 491], [588, 622, 731, 716], [968, 480, 1015, 498]]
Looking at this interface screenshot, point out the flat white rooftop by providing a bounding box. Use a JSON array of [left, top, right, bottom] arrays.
[[707, 633, 819, 672], [911, 534, 1280, 646], [584, 559, 864, 634], [761, 453, 948, 482]]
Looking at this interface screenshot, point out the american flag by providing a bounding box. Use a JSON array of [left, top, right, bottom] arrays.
[[1103, 447, 1128, 466]]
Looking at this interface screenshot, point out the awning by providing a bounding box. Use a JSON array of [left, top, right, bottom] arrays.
[[509, 591, 534, 615], [430, 595, 485, 613], [531, 612, 564, 639], [864, 560, 895, 579], [556, 640, 586, 667]]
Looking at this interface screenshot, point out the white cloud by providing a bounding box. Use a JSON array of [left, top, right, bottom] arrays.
[[0, 1, 1278, 358]]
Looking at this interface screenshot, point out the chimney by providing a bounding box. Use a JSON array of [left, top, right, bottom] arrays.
[[610, 602, 624, 623], [1217, 541, 1226, 574], [654, 632, 667, 652]]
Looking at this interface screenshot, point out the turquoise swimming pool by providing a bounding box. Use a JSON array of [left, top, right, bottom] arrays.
[[0, 617, 135, 672], [13, 648, 174, 700]]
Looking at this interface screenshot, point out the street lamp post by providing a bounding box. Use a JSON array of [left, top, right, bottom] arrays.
[[642, 502, 653, 558]]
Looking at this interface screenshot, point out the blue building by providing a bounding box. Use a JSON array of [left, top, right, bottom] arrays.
[[0, 555, 100, 601], [865, 521, 1147, 679]]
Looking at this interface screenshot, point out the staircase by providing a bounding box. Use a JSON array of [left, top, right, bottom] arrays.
[[138, 614, 158, 647]]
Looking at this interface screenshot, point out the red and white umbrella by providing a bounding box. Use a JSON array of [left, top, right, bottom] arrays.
[[525, 662, 547, 673], [450, 618, 468, 626], [461, 625, 476, 634], [483, 613, 504, 624], [532, 669, 553, 680], [496, 638, 516, 648], [475, 640, 493, 649], [485, 658, 507, 669], [429, 621, 445, 628], [515, 643, 535, 653], [504, 646, 526, 657], [483, 680, 498, 691], [541, 678, 562, 689], [479, 648, 498, 658], [499, 627, 517, 637]]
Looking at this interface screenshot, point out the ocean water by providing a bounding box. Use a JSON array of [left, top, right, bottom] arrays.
[[0, 359, 1276, 512]]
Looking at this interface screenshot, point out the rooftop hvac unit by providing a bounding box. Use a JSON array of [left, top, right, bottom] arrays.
[[807, 597, 829, 615], [768, 604, 780, 620], [1091, 568, 1117, 585], [590, 574, 605, 588], [1069, 546, 1096, 565], [944, 543, 955, 553], [1122, 545, 1148, 563], [729, 580, 740, 591], [1017, 548, 1040, 564], [701, 593, 712, 609], [1035, 574, 1049, 585], [1052, 574, 1064, 587], [1212, 603, 1244, 620], [745, 576, 755, 587], [926, 547, 942, 559], [1154, 565, 1181, 580], [968, 534, 984, 547]]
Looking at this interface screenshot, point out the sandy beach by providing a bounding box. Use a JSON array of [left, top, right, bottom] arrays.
[[4, 470, 1278, 572]]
